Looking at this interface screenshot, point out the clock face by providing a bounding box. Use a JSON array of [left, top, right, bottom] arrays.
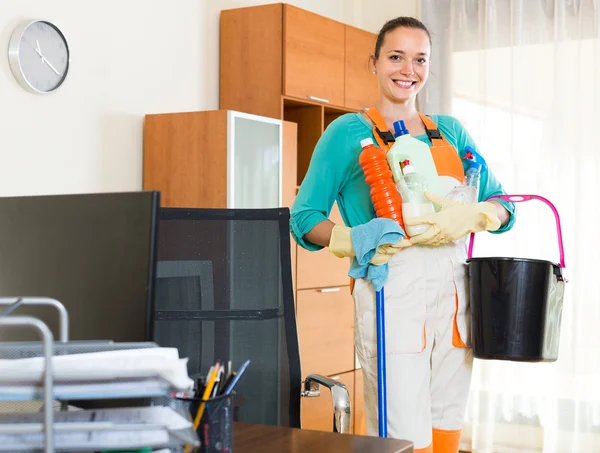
[[9, 20, 70, 94]]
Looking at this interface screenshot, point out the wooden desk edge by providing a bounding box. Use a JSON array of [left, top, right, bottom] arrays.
[[234, 422, 414, 453]]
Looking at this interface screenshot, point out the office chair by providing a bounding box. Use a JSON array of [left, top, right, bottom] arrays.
[[152, 207, 351, 432]]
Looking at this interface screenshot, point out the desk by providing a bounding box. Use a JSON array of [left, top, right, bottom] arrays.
[[233, 422, 414, 453]]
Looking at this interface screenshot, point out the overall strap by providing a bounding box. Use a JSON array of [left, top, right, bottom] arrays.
[[419, 113, 445, 147], [363, 108, 448, 150], [362, 108, 395, 151], [418, 113, 464, 181]]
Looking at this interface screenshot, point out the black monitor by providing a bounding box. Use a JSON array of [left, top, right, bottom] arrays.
[[0, 191, 160, 342]]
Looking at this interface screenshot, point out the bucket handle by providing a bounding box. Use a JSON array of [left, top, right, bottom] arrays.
[[467, 194, 566, 268]]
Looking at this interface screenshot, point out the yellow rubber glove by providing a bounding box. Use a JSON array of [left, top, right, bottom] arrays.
[[405, 191, 501, 246], [328, 224, 411, 265]]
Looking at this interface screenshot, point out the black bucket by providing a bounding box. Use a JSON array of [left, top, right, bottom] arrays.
[[466, 195, 567, 362]]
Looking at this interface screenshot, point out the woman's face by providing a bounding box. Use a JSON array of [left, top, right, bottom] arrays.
[[373, 27, 431, 104]]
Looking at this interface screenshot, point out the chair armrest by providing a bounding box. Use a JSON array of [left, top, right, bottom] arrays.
[[301, 374, 351, 433]]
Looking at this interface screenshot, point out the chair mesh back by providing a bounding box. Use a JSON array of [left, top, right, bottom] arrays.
[[152, 208, 301, 428]]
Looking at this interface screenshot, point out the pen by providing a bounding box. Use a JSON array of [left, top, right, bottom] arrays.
[[223, 360, 250, 395]]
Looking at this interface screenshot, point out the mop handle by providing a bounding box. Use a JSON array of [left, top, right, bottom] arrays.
[[376, 287, 387, 438], [467, 194, 566, 268]]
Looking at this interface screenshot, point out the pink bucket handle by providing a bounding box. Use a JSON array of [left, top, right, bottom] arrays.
[[467, 194, 566, 268]]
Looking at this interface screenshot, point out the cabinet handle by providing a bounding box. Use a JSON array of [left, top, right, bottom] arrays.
[[319, 287, 341, 293], [307, 95, 329, 104]]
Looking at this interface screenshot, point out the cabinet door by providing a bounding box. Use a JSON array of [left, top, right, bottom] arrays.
[[283, 5, 345, 106], [301, 370, 355, 432], [296, 203, 350, 289], [344, 25, 379, 110], [220, 4, 283, 120], [296, 287, 355, 377], [228, 111, 282, 208]]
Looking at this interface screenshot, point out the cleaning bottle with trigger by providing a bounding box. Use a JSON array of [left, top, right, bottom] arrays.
[[385, 120, 442, 197], [447, 146, 485, 203], [462, 146, 484, 202]]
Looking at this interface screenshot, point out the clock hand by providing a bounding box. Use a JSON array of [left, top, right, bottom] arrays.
[[33, 39, 60, 76], [41, 57, 60, 76]]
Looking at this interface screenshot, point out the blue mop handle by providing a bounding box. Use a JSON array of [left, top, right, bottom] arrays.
[[376, 287, 387, 438]]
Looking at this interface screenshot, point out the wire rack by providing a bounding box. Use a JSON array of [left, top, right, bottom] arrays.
[[0, 297, 199, 453]]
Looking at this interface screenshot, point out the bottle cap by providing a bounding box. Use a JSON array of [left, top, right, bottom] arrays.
[[393, 120, 410, 137], [360, 138, 374, 148], [463, 145, 486, 172], [402, 159, 415, 175]]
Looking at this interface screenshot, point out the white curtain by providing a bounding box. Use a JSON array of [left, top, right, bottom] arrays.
[[420, 1, 600, 452]]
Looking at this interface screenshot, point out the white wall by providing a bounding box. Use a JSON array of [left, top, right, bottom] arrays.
[[0, 0, 416, 197], [345, 0, 420, 35]]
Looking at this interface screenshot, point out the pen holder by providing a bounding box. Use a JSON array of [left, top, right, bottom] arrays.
[[184, 393, 235, 453]]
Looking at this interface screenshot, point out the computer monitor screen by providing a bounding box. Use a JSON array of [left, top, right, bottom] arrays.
[[0, 191, 160, 342]]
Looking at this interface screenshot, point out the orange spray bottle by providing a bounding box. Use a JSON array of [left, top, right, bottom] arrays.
[[358, 138, 405, 231]]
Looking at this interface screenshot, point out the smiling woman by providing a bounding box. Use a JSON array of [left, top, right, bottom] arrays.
[[290, 14, 516, 453], [371, 17, 431, 125]]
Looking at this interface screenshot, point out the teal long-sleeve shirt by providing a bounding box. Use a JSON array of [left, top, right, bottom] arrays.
[[290, 112, 516, 251]]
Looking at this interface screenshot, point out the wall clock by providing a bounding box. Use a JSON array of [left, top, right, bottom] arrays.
[[8, 20, 70, 94]]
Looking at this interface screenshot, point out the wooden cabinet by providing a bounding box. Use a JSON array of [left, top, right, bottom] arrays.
[[296, 287, 355, 377], [301, 370, 355, 432], [143, 110, 286, 209], [344, 25, 379, 111], [220, 4, 283, 120], [283, 5, 345, 106], [220, 3, 377, 117], [143, 110, 228, 208], [296, 203, 351, 289]]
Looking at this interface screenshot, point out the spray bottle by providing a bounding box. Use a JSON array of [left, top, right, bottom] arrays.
[[447, 146, 485, 203], [463, 146, 484, 201]]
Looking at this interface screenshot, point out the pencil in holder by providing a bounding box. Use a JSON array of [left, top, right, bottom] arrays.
[[182, 393, 235, 453]]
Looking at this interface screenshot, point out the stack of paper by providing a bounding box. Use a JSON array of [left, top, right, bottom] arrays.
[[0, 406, 194, 452], [0, 347, 194, 400]]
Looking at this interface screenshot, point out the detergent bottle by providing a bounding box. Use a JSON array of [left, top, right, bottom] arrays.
[[397, 159, 435, 237], [386, 120, 442, 197], [358, 138, 404, 229]]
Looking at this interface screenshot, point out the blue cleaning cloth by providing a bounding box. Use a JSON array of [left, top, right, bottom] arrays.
[[348, 218, 406, 292]]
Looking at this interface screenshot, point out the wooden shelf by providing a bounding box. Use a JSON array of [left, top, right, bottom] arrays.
[[282, 95, 349, 111], [283, 102, 324, 185], [324, 104, 356, 115]]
